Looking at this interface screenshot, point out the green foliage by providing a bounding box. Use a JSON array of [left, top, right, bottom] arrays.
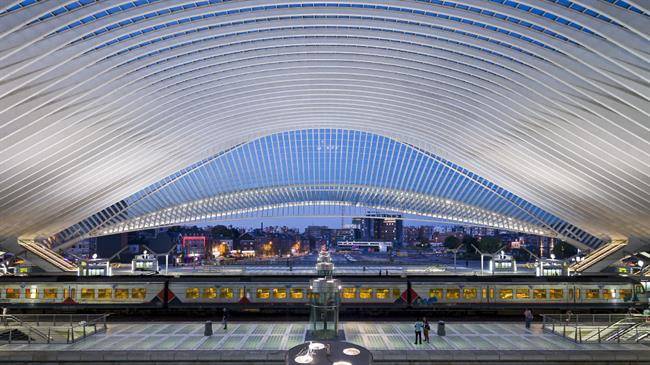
[[443, 235, 460, 249], [478, 236, 502, 254]]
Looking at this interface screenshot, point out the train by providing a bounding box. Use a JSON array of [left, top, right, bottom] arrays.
[[0, 275, 646, 313]]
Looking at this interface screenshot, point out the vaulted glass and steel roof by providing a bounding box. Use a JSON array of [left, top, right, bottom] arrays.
[[0, 1, 648, 258]]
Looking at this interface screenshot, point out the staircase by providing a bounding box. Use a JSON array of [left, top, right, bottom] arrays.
[[570, 239, 627, 273], [544, 314, 650, 344], [18, 240, 77, 272], [0, 315, 53, 343]]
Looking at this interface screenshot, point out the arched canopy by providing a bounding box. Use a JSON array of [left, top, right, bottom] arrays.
[[0, 1, 648, 252], [55, 129, 603, 249]]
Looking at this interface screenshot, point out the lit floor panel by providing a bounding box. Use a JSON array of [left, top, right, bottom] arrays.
[[0, 321, 647, 352]]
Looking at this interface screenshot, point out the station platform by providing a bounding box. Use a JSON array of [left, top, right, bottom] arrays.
[[0, 321, 648, 364]]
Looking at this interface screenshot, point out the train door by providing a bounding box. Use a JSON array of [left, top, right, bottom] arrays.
[[64, 286, 76, 301]]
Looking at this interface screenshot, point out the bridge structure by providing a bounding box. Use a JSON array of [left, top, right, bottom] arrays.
[[0, 0, 648, 272]]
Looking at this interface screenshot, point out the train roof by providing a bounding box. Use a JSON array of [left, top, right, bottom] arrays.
[[0, 274, 639, 284]]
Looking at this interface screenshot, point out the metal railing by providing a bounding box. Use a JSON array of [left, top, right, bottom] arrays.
[[541, 313, 650, 343], [0, 314, 109, 344]]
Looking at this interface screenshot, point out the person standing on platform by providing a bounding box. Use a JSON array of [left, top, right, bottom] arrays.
[[524, 308, 533, 329], [423, 317, 430, 343], [414, 318, 424, 345], [222, 308, 228, 330]]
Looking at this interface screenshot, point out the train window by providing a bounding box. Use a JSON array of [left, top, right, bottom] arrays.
[[203, 288, 217, 299], [533, 289, 547, 299], [115, 289, 129, 299], [602, 289, 614, 299], [256, 288, 270, 299], [98, 289, 112, 300], [463, 288, 477, 300], [273, 288, 287, 299], [392, 288, 401, 298], [619, 289, 632, 300], [359, 288, 372, 299], [44, 288, 58, 299], [586, 289, 599, 299], [489, 287, 494, 299], [220, 288, 234, 299], [446, 289, 460, 299], [132, 288, 146, 299], [429, 289, 443, 299], [80, 288, 95, 299], [290, 288, 304, 299], [185, 288, 199, 299], [482, 288, 487, 299], [5, 288, 19, 299], [516, 289, 530, 299], [342, 288, 356, 299], [549, 289, 563, 299], [25, 287, 38, 299], [499, 289, 513, 300], [375, 289, 390, 299]]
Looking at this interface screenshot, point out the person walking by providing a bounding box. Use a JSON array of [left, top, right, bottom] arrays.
[[524, 308, 533, 329], [222, 308, 228, 330], [414, 318, 424, 345], [565, 310, 573, 323], [423, 317, 430, 343]]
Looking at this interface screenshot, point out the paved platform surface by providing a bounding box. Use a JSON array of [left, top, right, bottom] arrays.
[[0, 321, 648, 364]]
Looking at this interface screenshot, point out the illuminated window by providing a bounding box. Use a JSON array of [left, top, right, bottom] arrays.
[[446, 289, 460, 299], [203, 287, 217, 299], [115, 289, 129, 299], [132, 288, 146, 299], [602, 289, 614, 299], [25, 287, 38, 299], [429, 288, 443, 299], [533, 289, 547, 299], [359, 288, 372, 299], [482, 288, 487, 299], [585, 289, 600, 299], [273, 288, 287, 299], [342, 288, 356, 299], [550, 289, 563, 299], [499, 289, 513, 300], [185, 288, 199, 299], [80, 288, 95, 299], [5, 288, 20, 299], [290, 288, 304, 299], [516, 289, 530, 299], [463, 288, 477, 300], [489, 287, 494, 299], [619, 289, 632, 300], [376, 288, 390, 299], [392, 288, 401, 298], [44, 288, 58, 299], [220, 288, 234, 299], [98, 288, 112, 300], [586, 289, 599, 299], [256, 288, 270, 299]]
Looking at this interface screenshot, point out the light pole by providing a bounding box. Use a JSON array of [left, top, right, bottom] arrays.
[[638, 260, 644, 277]]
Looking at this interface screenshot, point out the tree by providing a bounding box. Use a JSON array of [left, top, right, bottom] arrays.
[[443, 235, 461, 249], [552, 240, 578, 259], [462, 235, 479, 258], [478, 236, 502, 254], [211, 225, 233, 238]]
